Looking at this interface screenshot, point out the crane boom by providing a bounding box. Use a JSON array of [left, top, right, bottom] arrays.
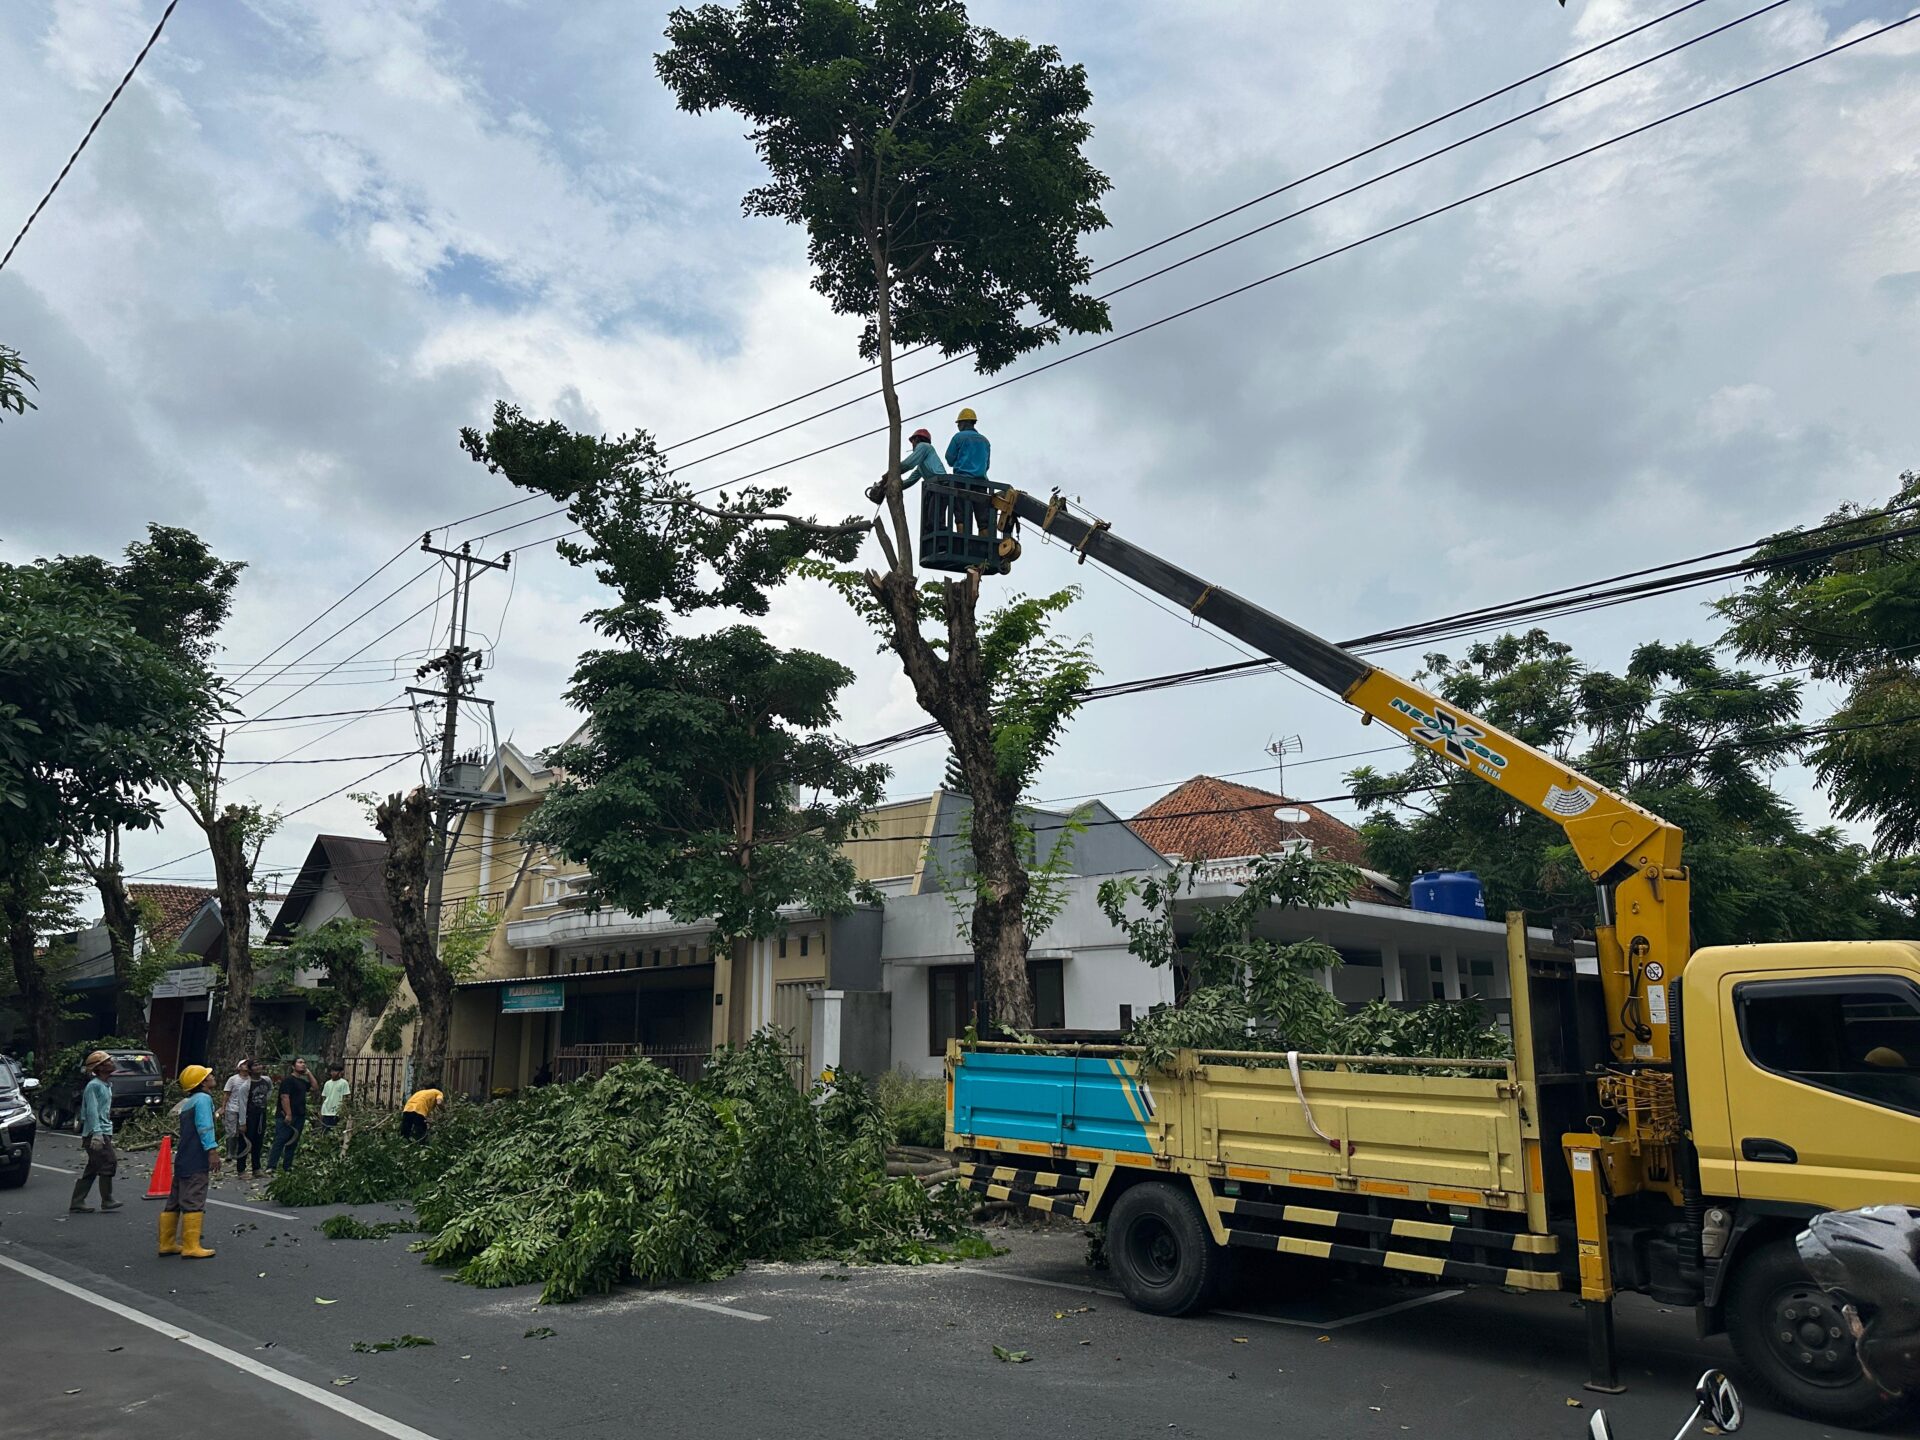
[[994, 487, 1689, 1065]]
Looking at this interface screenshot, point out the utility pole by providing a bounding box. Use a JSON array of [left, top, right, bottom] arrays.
[[413, 537, 510, 933]]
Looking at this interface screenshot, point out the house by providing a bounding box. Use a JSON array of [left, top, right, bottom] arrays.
[[37, 884, 220, 1068], [432, 742, 883, 1097], [261, 835, 401, 1059]]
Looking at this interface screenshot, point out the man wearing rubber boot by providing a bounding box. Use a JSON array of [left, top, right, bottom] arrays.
[[158, 1064, 221, 1259], [70, 1051, 122, 1213]]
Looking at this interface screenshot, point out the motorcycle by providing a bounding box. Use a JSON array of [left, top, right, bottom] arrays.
[[1797, 1205, 1920, 1402], [1586, 1370, 1743, 1440]]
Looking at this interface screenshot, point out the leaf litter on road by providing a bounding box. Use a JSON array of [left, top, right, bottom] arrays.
[[992, 1346, 1032, 1363]]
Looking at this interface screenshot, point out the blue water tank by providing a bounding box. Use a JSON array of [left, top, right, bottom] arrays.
[[1410, 870, 1486, 919]]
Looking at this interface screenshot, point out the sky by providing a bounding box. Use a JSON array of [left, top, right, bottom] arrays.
[[2, 0, 1916, 910]]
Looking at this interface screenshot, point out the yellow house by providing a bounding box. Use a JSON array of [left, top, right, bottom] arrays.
[[428, 742, 882, 1095]]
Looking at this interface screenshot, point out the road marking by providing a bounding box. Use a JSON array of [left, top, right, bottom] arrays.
[[31, 1162, 299, 1221], [658, 1295, 771, 1322], [0, 1252, 447, 1440], [971, 1269, 1464, 1330]]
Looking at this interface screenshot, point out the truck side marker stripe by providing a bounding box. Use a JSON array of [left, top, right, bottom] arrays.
[[959, 1175, 1087, 1219], [1225, 1228, 1560, 1291], [1217, 1196, 1559, 1265], [958, 1163, 1089, 1192]]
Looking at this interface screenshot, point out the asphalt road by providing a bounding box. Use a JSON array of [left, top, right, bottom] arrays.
[[3, 1130, 1911, 1440]]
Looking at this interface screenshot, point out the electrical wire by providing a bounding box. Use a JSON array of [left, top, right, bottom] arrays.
[[0, 0, 185, 274]]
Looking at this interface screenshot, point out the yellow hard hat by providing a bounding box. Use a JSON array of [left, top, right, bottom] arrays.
[[956, 407, 977, 423], [179, 1064, 212, 1091]]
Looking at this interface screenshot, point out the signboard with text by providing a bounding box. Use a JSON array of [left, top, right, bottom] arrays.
[[501, 981, 565, 1014], [150, 966, 215, 1000]]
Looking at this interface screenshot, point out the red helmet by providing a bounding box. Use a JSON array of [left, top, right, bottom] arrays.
[[909, 427, 932, 444]]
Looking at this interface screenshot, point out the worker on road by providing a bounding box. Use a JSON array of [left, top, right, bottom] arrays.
[[946, 408, 989, 478], [401, 1086, 444, 1142], [159, 1064, 221, 1258], [866, 427, 946, 505], [69, 1051, 121, 1213]]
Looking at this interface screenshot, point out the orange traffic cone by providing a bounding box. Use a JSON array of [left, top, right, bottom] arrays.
[[143, 1135, 174, 1201]]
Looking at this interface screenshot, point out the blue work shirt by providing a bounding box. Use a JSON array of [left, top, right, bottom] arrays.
[[80, 1076, 114, 1138], [894, 440, 947, 492], [945, 428, 990, 478], [177, 1091, 217, 1176]]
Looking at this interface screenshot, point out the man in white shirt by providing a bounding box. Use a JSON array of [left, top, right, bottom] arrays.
[[221, 1060, 251, 1166]]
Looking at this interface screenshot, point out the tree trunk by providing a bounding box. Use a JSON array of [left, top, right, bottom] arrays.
[[207, 809, 256, 1071], [95, 842, 144, 1035], [377, 787, 451, 1089], [3, 895, 56, 1070], [726, 934, 751, 1049]]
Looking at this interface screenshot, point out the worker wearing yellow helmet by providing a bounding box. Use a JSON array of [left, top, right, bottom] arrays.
[[158, 1062, 222, 1259], [945, 408, 989, 480]]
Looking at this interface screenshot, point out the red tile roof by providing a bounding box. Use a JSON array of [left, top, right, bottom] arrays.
[[1126, 775, 1369, 866], [126, 884, 218, 945]]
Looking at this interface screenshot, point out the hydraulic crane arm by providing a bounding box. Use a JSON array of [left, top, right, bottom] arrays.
[[995, 487, 1689, 1064]]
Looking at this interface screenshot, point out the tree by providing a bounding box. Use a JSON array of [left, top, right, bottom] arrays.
[[1719, 472, 1920, 853], [168, 756, 278, 1069], [44, 526, 243, 1032], [533, 627, 886, 1048], [0, 851, 84, 1067], [1347, 629, 1918, 947], [375, 788, 450, 1085], [462, 404, 884, 1053], [280, 917, 402, 1066], [658, 0, 1111, 1031], [0, 343, 34, 421], [0, 562, 217, 1059]]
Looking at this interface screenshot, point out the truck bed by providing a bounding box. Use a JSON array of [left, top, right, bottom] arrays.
[[948, 1042, 1562, 1290]]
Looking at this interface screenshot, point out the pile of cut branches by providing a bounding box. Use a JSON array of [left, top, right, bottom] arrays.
[[271, 1033, 976, 1301]]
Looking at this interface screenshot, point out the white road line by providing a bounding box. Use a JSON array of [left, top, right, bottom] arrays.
[[0, 1252, 447, 1440], [970, 1269, 1464, 1330], [658, 1295, 771, 1322], [31, 1162, 299, 1221]]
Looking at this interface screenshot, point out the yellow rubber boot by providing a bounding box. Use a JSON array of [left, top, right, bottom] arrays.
[[178, 1212, 215, 1259], [157, 1211, 181, 1257]]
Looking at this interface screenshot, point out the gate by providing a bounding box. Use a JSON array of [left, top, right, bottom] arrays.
[[774, 981, 818, 1087]]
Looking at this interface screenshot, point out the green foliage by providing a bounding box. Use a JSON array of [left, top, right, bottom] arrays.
[[322, 1214, 418, 1242], [274, 1032, 977, 1302], [351, 1335, 434, 1353], [123, 895, 183, 1003], [1719, 471, 1920, 854], [41, 1034, 149, 1091], [1350, 627, 1920, 944], [656, 0, 1111, 373], [283, 918, 403, 1045], [368, 1003, 415, 1054], [0, 343, 36, 420], [973, 588, 1098, 794], [434, 899, 496, 983], [873, 1068, 946, 1147], [529, 625, 887, 945]]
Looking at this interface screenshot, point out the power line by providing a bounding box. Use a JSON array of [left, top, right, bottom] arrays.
[[219, 750, 420, 766], [657, 13, 1918, 500], [0, 0, 185, 274], [655, 0, 1721, 456]]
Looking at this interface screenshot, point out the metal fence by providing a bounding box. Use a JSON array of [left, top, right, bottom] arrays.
[[344, 1055, 410, 1111], [448, 1050, 492, 1101], [553, 1042, 711, 1085]]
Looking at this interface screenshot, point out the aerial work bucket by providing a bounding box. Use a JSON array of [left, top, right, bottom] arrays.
[[919, 476, 1019, 573]]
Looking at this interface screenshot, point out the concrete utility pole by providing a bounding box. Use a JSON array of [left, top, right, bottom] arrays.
[[414, 537, 510, 933]]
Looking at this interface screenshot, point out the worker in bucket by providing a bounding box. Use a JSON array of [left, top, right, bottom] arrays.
[[865, 426, 946, 505], [158, 1063, 221, 1259], [945, 407, 989, 478]]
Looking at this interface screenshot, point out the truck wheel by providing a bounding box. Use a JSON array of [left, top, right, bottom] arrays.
[[1725, 1236, 1904, 1428], [1107, 1182, 1221, 1317]]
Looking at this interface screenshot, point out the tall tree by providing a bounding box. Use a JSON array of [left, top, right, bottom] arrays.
[[0, 563, 213, 1060], [375, 788, 449, 1084], [658, 0, 1111, 1030], [1719, 471, 1920, 853], [1348, 629, 1918, 946], [0, 851, 84, 1067], [168, 755, 277, 1068], [462, 405, 885, 1051], [45, 526, 243, 1031]]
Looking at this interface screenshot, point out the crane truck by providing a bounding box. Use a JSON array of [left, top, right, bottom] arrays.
[[925, 480, 1920, 1427]]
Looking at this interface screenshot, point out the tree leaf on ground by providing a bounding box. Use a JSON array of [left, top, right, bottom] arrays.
[[523, 1326, 557, 1340], [992, 1346, 1031, 1363]]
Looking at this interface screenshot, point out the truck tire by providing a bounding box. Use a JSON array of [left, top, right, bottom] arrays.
[[1725, 1236, 1905, 1428], [1107, 1182, 1221, 1317]]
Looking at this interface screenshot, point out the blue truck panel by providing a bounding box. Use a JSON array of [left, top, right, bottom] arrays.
[[951, 1050, 1155, 1153]]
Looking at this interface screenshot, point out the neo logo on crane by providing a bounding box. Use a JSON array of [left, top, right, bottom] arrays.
[[1389, 696, 1511, 775]]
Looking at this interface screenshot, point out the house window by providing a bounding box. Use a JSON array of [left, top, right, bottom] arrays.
[[1738, 977, 1920, 1117], [778, 936, 787, 958], [800, 933, 809, 958], [652, 948, 661, 967], [929, 966, 974, 1055], [670, 946, 680, 966]]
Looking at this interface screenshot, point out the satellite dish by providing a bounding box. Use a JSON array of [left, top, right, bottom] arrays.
[[1273, 807, 1309, 825]]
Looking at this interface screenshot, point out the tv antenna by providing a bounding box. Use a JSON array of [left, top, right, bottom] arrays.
[[1264, 734, 1303, 798]]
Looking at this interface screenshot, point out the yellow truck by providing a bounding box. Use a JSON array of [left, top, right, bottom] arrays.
[[936, 487, 1920, 1426]]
